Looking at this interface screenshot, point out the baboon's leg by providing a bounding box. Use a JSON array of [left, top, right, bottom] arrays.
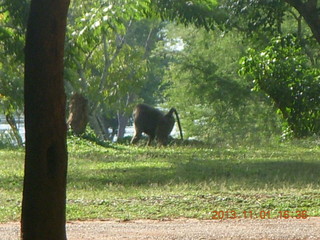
[[131, 130, 142, 144], [147, 133, 156, 146]]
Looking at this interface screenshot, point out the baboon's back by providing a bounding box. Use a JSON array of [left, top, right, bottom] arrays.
[[133, 104, 163, 135]]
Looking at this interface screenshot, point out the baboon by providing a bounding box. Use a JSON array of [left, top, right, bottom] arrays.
[[131, 103, 183, 146]]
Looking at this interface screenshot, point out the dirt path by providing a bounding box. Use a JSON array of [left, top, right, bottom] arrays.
[[1, 218, 320, 240]]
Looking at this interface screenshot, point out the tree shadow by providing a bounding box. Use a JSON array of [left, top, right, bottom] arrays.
[[0, 175, 24, 191], [68, 157, 320, 190]]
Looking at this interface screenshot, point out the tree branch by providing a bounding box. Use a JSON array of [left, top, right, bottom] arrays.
[[98, 20, 133, 93], [284, 0, 320, 44]]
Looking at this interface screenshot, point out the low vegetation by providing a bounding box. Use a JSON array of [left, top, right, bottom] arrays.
[[1, 137, 320, 222]]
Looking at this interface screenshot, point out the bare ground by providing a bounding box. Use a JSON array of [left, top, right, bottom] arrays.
[[1, 218, 320, 240]]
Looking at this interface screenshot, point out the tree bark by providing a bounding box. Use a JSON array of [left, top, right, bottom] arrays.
[[284, 0, 320, 44], [21, 0, 70, 239], [67, 93, 89, 135]]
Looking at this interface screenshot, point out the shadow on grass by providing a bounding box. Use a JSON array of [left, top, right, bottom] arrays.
[[0, 175, 24, 191], [68, 158, 320, 190], [2, 147, 319, 191]]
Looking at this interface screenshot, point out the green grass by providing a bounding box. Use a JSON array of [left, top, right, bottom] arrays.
[[1, 137, 320, 222]]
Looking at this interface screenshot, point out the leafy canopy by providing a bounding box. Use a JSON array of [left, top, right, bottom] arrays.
[[240, 35, 320, 138], [162, 25, 281, 143]]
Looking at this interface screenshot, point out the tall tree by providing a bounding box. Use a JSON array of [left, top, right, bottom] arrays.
[[154, 0, 320, 45], [65, 1, 161, 140], [240, 35, 320, 137], [223, 0, 320, 45], [284, 0, 320, 44], [161, 25, 281, 143], [21, 0, 70, 239]]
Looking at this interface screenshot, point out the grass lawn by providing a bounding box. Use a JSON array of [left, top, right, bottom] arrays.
[[1, 137, 320, 222]]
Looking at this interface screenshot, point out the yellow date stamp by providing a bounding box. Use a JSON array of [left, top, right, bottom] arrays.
[[211, 210, 308, 219]]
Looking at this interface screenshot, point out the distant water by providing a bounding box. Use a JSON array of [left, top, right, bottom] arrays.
[[0, 118, 25, 143], [0, 118, 180, 144]]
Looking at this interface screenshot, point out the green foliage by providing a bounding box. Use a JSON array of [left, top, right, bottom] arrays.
[[0, 1, 26, 114], [68, 128, 113, 149], [222, 0, 287, 36], [65, 1, 162, 118], [0, 0, 28, 60], [240, 35, 320, 138], [0, 2, 26, 146], [152, 0, 221, 31], [161, 25, 281, 144], [0, 58, 24, 116], [1, 140, 320, 221]]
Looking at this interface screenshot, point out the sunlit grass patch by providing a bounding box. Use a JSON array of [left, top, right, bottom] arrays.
[[1, 138, 320, 222]]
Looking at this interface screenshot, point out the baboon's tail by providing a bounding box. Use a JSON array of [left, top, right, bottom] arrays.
[[171, 108, 183, 140]]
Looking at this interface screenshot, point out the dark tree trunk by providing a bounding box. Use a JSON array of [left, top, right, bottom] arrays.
[[21, 0, 70, 239], [285, 0, 320, 44], [67, 93, 89, 135]]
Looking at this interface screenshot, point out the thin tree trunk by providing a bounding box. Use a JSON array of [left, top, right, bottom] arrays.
[[5, 114, 23, 147], [117, 112, 129, 139], [116, 93, 135, 140], [89, 113, 111, 140], [21, 0, 70, 239]]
